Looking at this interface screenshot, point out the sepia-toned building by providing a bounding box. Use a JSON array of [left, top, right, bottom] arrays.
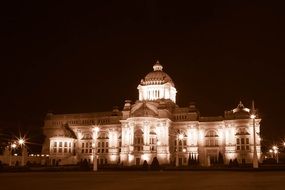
[[42, 61, 261, 166]]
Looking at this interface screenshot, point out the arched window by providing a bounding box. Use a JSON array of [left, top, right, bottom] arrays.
[[134, 129, 144, 152]]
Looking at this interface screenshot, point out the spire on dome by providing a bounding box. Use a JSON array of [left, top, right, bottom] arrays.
[[153, 60, 163, 71], [251, 100, 256, 115], [238, 101, 244, 109]]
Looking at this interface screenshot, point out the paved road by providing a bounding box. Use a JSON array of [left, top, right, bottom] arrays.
[[1, 171, 285, 190]]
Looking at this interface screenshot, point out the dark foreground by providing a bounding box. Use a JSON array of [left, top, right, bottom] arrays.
[[1, 171, 284, 190]]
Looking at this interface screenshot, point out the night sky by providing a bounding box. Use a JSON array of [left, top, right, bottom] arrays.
[[1, 1, 284, 151]]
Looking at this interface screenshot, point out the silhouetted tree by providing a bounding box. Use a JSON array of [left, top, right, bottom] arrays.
[[142, 160, 149, 170], [150, 157, 160, 170], [218, 152, 224, 165], [233, 158, 239, 167], [80, 159, 89, 170], [229, 159, 233, 167]]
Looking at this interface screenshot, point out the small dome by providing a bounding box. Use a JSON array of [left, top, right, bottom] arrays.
[[140, 60, 174, 87], [153, 60, 163, 71]]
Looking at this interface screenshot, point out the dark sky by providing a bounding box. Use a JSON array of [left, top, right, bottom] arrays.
[[1, 1, 285, 150]]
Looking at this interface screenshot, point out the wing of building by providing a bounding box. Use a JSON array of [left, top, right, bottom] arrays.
[[42, 61, 261, 166]]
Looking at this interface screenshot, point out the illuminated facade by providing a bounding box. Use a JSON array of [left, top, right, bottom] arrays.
[[42, 61, 261, 166]]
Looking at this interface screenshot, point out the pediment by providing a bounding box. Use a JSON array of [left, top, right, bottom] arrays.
[[131, 102, 158, 117]]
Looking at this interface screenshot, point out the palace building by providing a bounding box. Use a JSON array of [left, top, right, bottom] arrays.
[[42, 61, 261, 166]]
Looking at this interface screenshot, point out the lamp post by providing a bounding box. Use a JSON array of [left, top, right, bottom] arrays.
[[272, 145, 279, 164], [18, 138, 25, 166], [250, 101, 258, 168], [269, 149, 273, 158], [176, 133, 184, 167], [9, 143, 17, 166], [92, 127, 100, 171]]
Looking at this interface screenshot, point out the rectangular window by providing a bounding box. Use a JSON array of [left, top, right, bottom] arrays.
[[64, 142, 67, 147], [81, 149, 84, 153], [246, 138, 249, 144], [246, 145, 250, 150], [102, 142, 105, 147], [53, 142, 57, 147], [206, 140, 209, 146], [58, 148, 62, 153], [106, 142, 109, 147], [68, 148, 71, 153], [98, 142, 100, 147], [106, 149, 108, 153], [102, 149, 104, 153], [64, 148, 67, 153], [241, 138, 245, 144], [236, 139, 240, 144], [97, 149, 100, 153], [69, 142, 71, 147], [241, 146, 245, 150], [89, 149, 92, 153], [59, 142, 62, 147], [237, 146, 240, 150], [215, 140, 218, 146], [53, 148, 57, 153], [183, 140, 187, 146], [82, 143, 85, 148]]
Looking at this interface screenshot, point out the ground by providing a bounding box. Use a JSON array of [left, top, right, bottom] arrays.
[[0, 171, 284, 190]]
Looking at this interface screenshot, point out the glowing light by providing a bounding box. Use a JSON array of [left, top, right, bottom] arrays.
[[182, 148, 186, 153], [110, 155, 117, 162], [157, 141, 161, 146], [272, 146, 278, 150], [129, 154, 134, 162], [93, 127, 100, 133], [250, 114, 256, 119], [178, 134, 184, 140], [199, 131, 204, 141], [18, 138, 25, 145], [11, 143, 17, 148], [142, 154, 149, 161], [14, 154, 18, 156], [269, 149, 273, 153]]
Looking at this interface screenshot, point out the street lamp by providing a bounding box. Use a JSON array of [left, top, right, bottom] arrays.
[[9, 143, 17, 166], [272, 145, 279, 164], [18, 138, 25, 166], [92, 126, 100, 171], [250, 101, 258, 168], [269, 149, 273, 158], [176, 133, 184, 166]]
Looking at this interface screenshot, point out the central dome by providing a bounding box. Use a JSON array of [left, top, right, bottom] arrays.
[[140, 61, 175, 87], [137, 60, 177, 103]]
